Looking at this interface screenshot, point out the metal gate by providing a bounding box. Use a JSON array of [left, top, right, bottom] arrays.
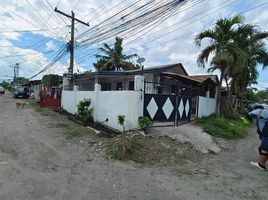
[[143, 80, 195, 126], [144, 94, 192, 126], [144, 94, 176, 126]]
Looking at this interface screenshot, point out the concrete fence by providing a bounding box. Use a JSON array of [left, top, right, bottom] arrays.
[[61, 76, 144, 131], [197, 96, 216, 118]]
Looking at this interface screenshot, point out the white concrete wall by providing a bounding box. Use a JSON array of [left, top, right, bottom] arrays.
[[61, 91, 76, 114], [61, 89, 95, 115], [96, 91, 143, 131], [198, 96, 216, 118], [61, 79, 144, 131]]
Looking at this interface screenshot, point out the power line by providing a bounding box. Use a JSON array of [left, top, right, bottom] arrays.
[[0, 27, 65, 33], [0, 50, 55, 59], [73, 0, 268, 67], [43, 0, 69, 26]]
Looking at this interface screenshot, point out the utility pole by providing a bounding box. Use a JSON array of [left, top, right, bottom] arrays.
[[10, 63, 20, 86], [54, 7, 89, 82]]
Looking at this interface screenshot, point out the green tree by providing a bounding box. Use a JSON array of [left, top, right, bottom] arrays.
[[195, 15, 268, 114], [1, 81, 12, 90], [255, 90, 268, 102], [94, 37, 139, 71], [42, 74, 60, 87], [245, 87, 258, 102], [230, 24, 268, 110], [12, 77, 29, 85]]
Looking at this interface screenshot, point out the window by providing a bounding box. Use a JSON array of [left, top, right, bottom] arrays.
[[101, 83, 111, 91], [171, 85, 176, 94], [116, 82, 123, 90], [128, 81, 134, 90]]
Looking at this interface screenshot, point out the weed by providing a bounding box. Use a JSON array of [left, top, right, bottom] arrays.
[[117, 115, 126, 132], [108, 134, 150, 163], [138, 116, 152, 132], [63, 127, 91, 139], [57, 123, 70, 128], [196, 115, 247, 139]]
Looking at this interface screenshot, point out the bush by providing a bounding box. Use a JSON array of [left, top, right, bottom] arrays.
[[138, 116, 152, 132], [196, 115, 247, 139], [77, 98, 94, 123], [223, 112, 241, 120], [117, 115, 126, 132]]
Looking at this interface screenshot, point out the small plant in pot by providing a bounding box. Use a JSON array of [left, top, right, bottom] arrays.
[[138, 116, 152, 134]]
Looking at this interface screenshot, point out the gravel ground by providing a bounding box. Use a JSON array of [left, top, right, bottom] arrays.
[[0, 92, 267, 200]]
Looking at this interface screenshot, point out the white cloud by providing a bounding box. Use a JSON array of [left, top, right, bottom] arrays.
[[0, 0, 268, 87], [46, 41, 57, 50]]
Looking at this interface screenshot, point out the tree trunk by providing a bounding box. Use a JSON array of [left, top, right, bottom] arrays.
[[216, 74, 223, 116], [227, 79, 235, 113]]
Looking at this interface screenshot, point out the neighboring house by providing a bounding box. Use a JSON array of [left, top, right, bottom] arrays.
[[23, 77, 63, 108], [72, 63, 218, 98], [41, 76, 63, 108], [23, 80, 42, 101]]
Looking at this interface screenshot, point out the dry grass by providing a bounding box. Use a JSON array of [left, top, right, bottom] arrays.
[[107, 134, 200, 166]]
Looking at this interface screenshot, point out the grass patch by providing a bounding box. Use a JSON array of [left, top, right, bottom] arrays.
[[63, 127, 91, 139], [196, 115, 247, 139], [57, 122, 70, 128], [28, 100, 41, 110], [28, 100, 91, 139]]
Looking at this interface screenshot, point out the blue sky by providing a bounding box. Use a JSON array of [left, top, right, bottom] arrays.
[[0, 0, 268, 90]]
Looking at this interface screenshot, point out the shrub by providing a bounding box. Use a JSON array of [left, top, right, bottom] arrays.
[[138, 116, 152, 132], [77, 98, 94, 123], [117, 115, 126, 132]]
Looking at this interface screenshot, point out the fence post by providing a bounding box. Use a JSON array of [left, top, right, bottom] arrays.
[[73, 85, 78, 114], [94, 83, 101, 122], [134, 75, 145, 122]]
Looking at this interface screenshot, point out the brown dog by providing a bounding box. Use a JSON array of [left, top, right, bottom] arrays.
[[16, 101, 27, 109]]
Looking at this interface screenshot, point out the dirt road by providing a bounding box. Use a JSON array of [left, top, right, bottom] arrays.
[[0, 93, 267, 200]]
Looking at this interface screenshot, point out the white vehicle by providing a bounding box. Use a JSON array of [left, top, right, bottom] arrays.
[[0, 86, 5, 94]]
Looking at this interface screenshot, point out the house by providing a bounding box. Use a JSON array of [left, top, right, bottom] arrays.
[[22, 80, 42, 101], [61, 63, 219, 131], [72, 63, 218, 98]]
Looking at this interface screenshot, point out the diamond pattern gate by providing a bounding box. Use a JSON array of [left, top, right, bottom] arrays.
[[177, 96, 191, 124], [144, 94, 176, 126], [144, 94, 191, 126]]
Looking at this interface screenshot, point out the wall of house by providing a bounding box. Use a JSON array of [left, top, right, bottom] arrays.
[[61, 90, 76, 114], [96, 91, 143, 131], [61, 76, 144, 131], [61, 89, 96, 114], [197, 96, 216, 118]]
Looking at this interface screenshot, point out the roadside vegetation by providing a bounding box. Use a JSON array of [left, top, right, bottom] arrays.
[[195, 14, 268, 115], [107, 134, 199, 166], [196, 114, 248, 139], [29, 100, 93, 139]]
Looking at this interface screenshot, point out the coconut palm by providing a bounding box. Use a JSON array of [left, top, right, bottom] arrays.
[[195, 15, 246, 115], [95, 37, 138, 71]]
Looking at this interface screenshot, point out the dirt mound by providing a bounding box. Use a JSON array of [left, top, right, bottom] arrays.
[[107, 134, 201, 166]]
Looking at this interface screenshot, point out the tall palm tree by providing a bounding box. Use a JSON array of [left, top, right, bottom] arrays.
[[95, 37, 138, 71], [195, 15, 246, 115], [230, 25, 268, 110]]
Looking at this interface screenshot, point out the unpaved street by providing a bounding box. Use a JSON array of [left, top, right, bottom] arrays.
[[0, 93, 267, 200]]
